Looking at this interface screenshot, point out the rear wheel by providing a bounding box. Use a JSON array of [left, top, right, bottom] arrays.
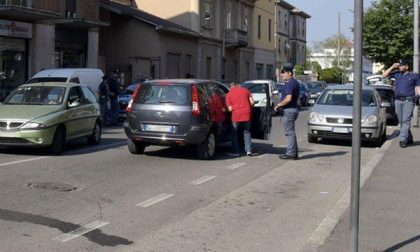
[[50, 126, 65, 155], [197, 132, 216, 160], [128, 138, 146, 154], [308, 134, 317, 143], [88, 121, 101, 145]]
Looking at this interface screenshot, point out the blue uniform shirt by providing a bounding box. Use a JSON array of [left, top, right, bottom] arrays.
[[390, 71, 420, 98], [281, 78, 300, 109]]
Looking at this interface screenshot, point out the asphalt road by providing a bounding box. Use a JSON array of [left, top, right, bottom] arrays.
[[0, 108, 393, 252]]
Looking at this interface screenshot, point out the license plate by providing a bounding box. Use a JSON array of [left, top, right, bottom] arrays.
[[0, 131, 16, 137], [144, 124, 173, 133], [332, 127, 349, 133]]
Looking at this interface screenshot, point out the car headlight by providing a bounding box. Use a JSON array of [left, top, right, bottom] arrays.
[[362, 115, 378, 126], [20, 122, 47, 129], [309, 112, 326, 123]]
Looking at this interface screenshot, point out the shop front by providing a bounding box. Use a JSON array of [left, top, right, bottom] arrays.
[[0, 19, 31, 100]]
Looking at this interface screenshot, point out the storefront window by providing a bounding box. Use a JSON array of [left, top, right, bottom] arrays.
[[0, 36, 27, 100]]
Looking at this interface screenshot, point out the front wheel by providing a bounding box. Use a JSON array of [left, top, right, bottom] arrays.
[[308, 134, 317, 143], [197, 132, 216, 160], [50, 127, 65, 155], [88, 121, 101, 145], [128, 139, 145, 154]]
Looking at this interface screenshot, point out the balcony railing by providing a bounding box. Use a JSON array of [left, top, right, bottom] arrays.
[[0, 0, 61, 13], [225, 29, 249, 47]]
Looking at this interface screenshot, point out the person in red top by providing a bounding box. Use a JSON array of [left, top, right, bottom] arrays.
[[226, 82, 255, 156]]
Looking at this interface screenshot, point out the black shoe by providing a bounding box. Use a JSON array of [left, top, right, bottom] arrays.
[[407, 139, 414, 145], [279, 154, 298, 160], [400, 141, 408, 148]]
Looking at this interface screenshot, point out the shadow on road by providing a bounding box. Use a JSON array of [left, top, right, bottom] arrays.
[[298, 151, 347, 160], [382, 234, 420, 252], [0, 208, 133, 247]]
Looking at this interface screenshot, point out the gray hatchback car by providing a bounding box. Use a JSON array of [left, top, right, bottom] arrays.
[[307, 84, 388, 147], [124, 79, 272, 159]]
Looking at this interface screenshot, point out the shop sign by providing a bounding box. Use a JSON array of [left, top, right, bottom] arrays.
[[0, 20, 32, 39]]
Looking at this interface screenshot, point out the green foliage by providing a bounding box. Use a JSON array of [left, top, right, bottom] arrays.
[[294, 64, 305, 75], [313, 34, 353, 52], [320, 67, 345, 83], [364, 0, 413, 67]]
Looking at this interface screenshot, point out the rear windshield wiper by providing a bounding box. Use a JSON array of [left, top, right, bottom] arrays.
[[159, 100, 176, 103]]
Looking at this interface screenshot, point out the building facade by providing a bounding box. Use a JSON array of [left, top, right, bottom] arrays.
[[0, 0, 109, 99], [253, 0, 275, 80]]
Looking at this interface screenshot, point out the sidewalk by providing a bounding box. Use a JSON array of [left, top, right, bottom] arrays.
[[318, 126, 420, 252]]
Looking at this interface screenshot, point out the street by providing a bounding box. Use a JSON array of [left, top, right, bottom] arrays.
[[0, 109, 396, 252]]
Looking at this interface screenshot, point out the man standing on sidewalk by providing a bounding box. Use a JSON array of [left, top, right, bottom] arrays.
[[275, 66, 300, 160], [226, 82, 255, 156], [383, 59, 420, 148]]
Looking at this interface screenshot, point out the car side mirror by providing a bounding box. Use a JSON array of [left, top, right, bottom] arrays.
[[381, 101, 391, 108], [273, 90, 279, 95], [68, 100, 80, 108]]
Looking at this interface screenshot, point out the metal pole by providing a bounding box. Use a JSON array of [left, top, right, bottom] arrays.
[[413, 0, 419, 127], [351, 0, 363, 252]]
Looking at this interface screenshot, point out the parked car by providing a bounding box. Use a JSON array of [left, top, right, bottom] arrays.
[[27, 68, 104, 97], [124, 79, 272, 159], [299, 83, 310, 107], [0, 82, 102, 154], [307, 84, 388, 147], [241, 80, 280, 112], [367, 75, 393, 85], [118, 83, 141, 122], [371, 84, 398, 125], [306, 81, 326, 105]]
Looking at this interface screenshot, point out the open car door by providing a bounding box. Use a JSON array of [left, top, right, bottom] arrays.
[[242, 83, 272, 140]]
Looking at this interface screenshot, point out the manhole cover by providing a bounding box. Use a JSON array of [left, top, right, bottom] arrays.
[[27, 182, 77, 192]]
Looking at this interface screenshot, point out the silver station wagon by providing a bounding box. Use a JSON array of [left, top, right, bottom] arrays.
[[307, 84, 388, 147]]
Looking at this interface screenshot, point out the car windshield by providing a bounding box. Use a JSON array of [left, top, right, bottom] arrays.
[[317, 89, 377, 107], [121, 84, 139, 95], [135, 83, 189, 105], [306, 82, 323, 91], [4, 86, 66, 105], [243, 84, 267, 94], [27, 77, 67, 83]]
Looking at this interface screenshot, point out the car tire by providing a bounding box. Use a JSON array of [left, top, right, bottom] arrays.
[[128, 138, 145, 154], [197, 132, 216, 160], [50, 126, 65, 155], [88, 121, 101, 145], [308, 134, 317, 143], [374, 125, 386, 147]]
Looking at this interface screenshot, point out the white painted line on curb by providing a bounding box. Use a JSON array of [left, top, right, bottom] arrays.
[[226, 162, 246, 170], [302, 134, 394, 251], [0, 157, 49, 168], [189, 175, 216, 185], [52, 221, 109, 242], [136, 193, 174, 208]]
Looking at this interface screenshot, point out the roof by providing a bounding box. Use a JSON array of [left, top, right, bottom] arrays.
[[325, 83, 375, 90], [276, 0, 295, 10], [108, 1, 201, 38], [292, 9, 311, 19], [146, 79, 214, 84], [32, 68, 103, 78], [20, 82, 83, 88]]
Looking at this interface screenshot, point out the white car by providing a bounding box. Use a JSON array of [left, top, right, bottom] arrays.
[[241, 80, 280, 110]]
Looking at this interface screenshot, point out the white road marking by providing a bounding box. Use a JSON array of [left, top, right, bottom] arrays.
[[52, 220, 109, 242], [226, 162, 246, 170], [189, 175, 216, 185], [136, 193, 174, 208], [0, 157, 49, 167]]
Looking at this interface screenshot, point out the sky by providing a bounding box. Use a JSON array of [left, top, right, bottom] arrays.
[[287, 0, 374, 48]]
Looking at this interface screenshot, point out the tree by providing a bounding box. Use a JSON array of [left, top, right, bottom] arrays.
[[294, 64, 305, 75], [320, 67, 345, 83], [364, 0, 413, 67]]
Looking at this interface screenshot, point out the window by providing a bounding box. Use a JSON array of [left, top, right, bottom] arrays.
[[65, 0, 76, 17], [258, 15, 261, 39], [206, 57, 212, 79], [185, 54, 193, 78], [266, 65, 273, 80], [243, 7, 249, 31], [81, 86, 97, 104], [226, 1, 232, 29], [268, 19, 272, 42], [256, 63, 263, 79], [203, 0, 212, 29]]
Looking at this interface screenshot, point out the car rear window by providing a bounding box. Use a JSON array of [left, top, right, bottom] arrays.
[[317, 89, 376, 107], [135, 83, 190, 105], [375, 89, 394, 102]]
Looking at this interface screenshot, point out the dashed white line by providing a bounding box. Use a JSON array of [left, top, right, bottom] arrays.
[[189, 175, 216, 185], [226, 162, 246, 170], [52, 220, 109, 242], [0, 157, 49, 167], [136, 193, 174, 208]]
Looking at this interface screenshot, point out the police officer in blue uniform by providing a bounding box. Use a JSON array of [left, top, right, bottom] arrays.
[[383, 59, 420, 148], [274, 66, 300, 159]]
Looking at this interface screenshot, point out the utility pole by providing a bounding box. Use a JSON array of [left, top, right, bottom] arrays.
[[413, 0, 419, 127], [337, 12, 343, 83], [351, 1, 363, 251]]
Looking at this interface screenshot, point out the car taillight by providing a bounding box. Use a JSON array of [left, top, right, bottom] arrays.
[[191, 84, 200, 117], [126, 83, 141, 113]]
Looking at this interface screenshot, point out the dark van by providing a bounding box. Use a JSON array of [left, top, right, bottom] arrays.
[[123, 79, 272, 159]]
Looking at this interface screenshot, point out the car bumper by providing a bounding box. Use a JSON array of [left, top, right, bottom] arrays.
[[0, 126, 57, 147], [124, 122, 209, 146], [307, 123, 380, 140]]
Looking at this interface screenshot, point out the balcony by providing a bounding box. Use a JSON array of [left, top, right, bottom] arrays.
[[225, 29, 249, 48], [0, 0, 62, 21], [55, 0, 110, 28]]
